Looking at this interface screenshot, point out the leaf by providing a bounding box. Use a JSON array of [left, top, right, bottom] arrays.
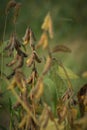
[[43, 77, 57, 114], [57, 66, 79, 79], [52, 45, 71, 53]]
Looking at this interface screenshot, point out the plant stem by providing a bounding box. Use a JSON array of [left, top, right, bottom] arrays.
[[1, 14, 8, 77]]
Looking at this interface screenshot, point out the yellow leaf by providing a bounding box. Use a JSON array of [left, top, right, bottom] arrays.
[[57, 66, 79, 79]]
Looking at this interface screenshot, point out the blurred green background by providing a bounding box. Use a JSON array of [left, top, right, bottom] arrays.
[[0, 0, 87, 80]]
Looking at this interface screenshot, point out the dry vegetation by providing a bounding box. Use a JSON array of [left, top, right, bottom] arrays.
[[0, 0, 87, 130]]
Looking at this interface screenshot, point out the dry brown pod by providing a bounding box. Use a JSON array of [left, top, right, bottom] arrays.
[[30, 77, 44, 100], [41, 12, 54, 39], [27, 69, 38, 84], [5, 0, 17, 15], [57, 104, 67, 124], [33, 51, 41, 63], [42, 55, 52, 75], [51, 45, 71, 53], [23, 27, 31, 45], [26, 53, 35, 67], [39, 104, 50, 128], [77, 84, 87, 116], [13, 2, 21, 24], [36, 32, 48, 49], [7, 69, 26, 91], [30, 28, 36, 50], [4, 32, 21, 55]]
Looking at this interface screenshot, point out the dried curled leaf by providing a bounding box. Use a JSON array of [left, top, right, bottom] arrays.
[[52, 45, 71, 53], [5, 0, 17, 15], [41, 12, 53, 39], [30, 77, 44, 100], [36, 32, 48, 49], [13, 2, 21, 24], [42, 55, 52, 75]]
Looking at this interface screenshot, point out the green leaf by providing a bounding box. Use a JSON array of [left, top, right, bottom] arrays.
[[42, 77, 57, 114], [57, 66, 79, 79]]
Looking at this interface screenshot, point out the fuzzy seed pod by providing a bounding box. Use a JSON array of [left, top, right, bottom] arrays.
[[26, 53, 34, 67], [30, 77, 43, 100], [41, 12, 53, 39], [13, 2, 21, 24], [14, 69, 26, 91], [30, 28, 36, 49], [52, 45, 71, 53], [5, 0, 17, 15], [42, 55, 52, 75], [5, 33, 21, 56], [33, 51, 41, 63], [36, 32, 48, 49], [27, 69, 38, 84], [23, 27, 30, 45]]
